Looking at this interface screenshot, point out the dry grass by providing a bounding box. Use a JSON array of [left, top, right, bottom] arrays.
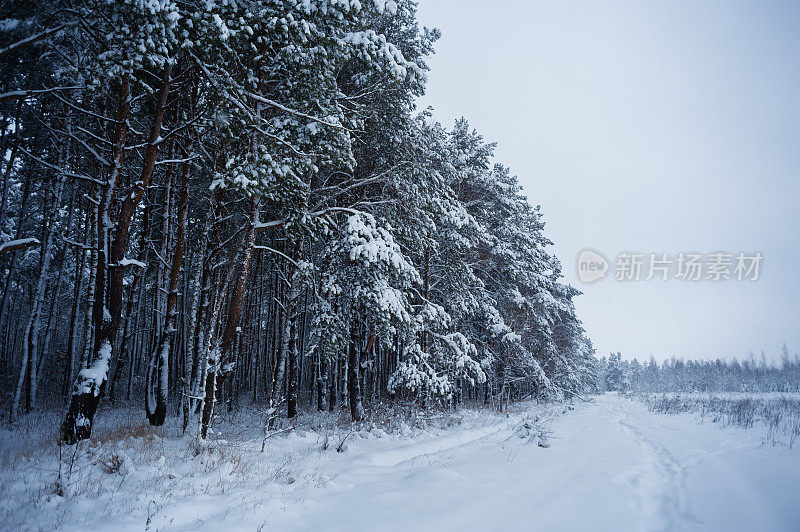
[[645, 393, 800, 448], [92, 419, 163, 445]]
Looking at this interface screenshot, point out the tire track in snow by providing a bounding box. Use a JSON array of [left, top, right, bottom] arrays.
[[356, 417, 518, 468], [615, 409, 699, 531]]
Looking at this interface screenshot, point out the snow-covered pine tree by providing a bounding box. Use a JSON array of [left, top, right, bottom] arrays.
[[0, 0, 602, 444], [60, 0, 182, 444]]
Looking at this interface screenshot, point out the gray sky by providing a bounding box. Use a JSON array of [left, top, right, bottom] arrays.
[[415, 0, 800, 362]]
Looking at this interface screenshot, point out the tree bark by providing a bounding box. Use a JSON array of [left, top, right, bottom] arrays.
[[12, 171, 66, 420], [348, 322, 369, 422], [316, 345, 328, 411], [63, 204, 87, 398], [200, 197, 260, 438], [61, 64, 173, 443], [61, 75, 131, 444], [147, 152, 190, 425], [0, 174, 31, 363]]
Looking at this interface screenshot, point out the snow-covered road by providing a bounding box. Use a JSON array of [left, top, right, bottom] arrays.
[[264, 394, 800, 532], [24, 394, 797, 531]]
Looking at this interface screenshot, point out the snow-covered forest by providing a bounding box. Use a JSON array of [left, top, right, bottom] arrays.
[[597, 349, 800, 394], [3, 1, 800, 530], [0, 0, 596, 442]]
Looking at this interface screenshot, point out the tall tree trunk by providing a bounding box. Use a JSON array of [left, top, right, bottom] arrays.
[[12, 171, 66, 420], [348, 321, 366, 422], [186, 197, 218, 428], [63, 204, 87, 398], [287, 300, 299, 418], [328, 355, 337, 412], [269, 260, 288, 409], [200, 197, 260, 438], [36, 182, 78, 392], [61, 63, 172, 443], [0, 174, 31, 362], [147, 152, 190, 425], [0, 102, 20, 224], [251, 255, 264, 405], [109, 194, 150, 403], [284, 247, 302, 418], [146, 171, 172, 422], [126, 279, 146, 400], [60, 76, 132, 444], [316, 344, 328, 411], [79, 199, 98, 370]]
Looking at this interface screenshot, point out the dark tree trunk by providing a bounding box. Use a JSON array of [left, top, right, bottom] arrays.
[[60, 76, 131, 444], [62, 64, 171, 444], [200, 197, 260, 438], [63, 211, 86, 399], [348, 324, 366, 422], [316, 347, 327, 412], [146, 150, 190, 425], [287, 309, 299, 418]]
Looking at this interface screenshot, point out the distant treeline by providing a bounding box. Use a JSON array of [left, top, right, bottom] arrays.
[[597, 348, 800, 393]]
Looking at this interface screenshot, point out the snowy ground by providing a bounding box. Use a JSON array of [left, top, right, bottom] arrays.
[[2, 394, 799, 531]]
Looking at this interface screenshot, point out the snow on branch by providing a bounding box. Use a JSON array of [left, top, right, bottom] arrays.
[[0, 23, 68, 58], [0, 237, 40, 256]]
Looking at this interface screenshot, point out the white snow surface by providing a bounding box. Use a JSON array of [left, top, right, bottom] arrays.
[[2, 394, 799, 531]]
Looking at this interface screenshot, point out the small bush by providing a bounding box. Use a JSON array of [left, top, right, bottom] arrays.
[[98, 452, 125, 474]]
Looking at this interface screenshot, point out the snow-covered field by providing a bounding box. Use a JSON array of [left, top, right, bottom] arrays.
[[2, 394, 799, 531], [643, 392, 800, 448]]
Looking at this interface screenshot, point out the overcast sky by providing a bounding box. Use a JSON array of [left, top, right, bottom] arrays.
[[415, 0, 800, 362]]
